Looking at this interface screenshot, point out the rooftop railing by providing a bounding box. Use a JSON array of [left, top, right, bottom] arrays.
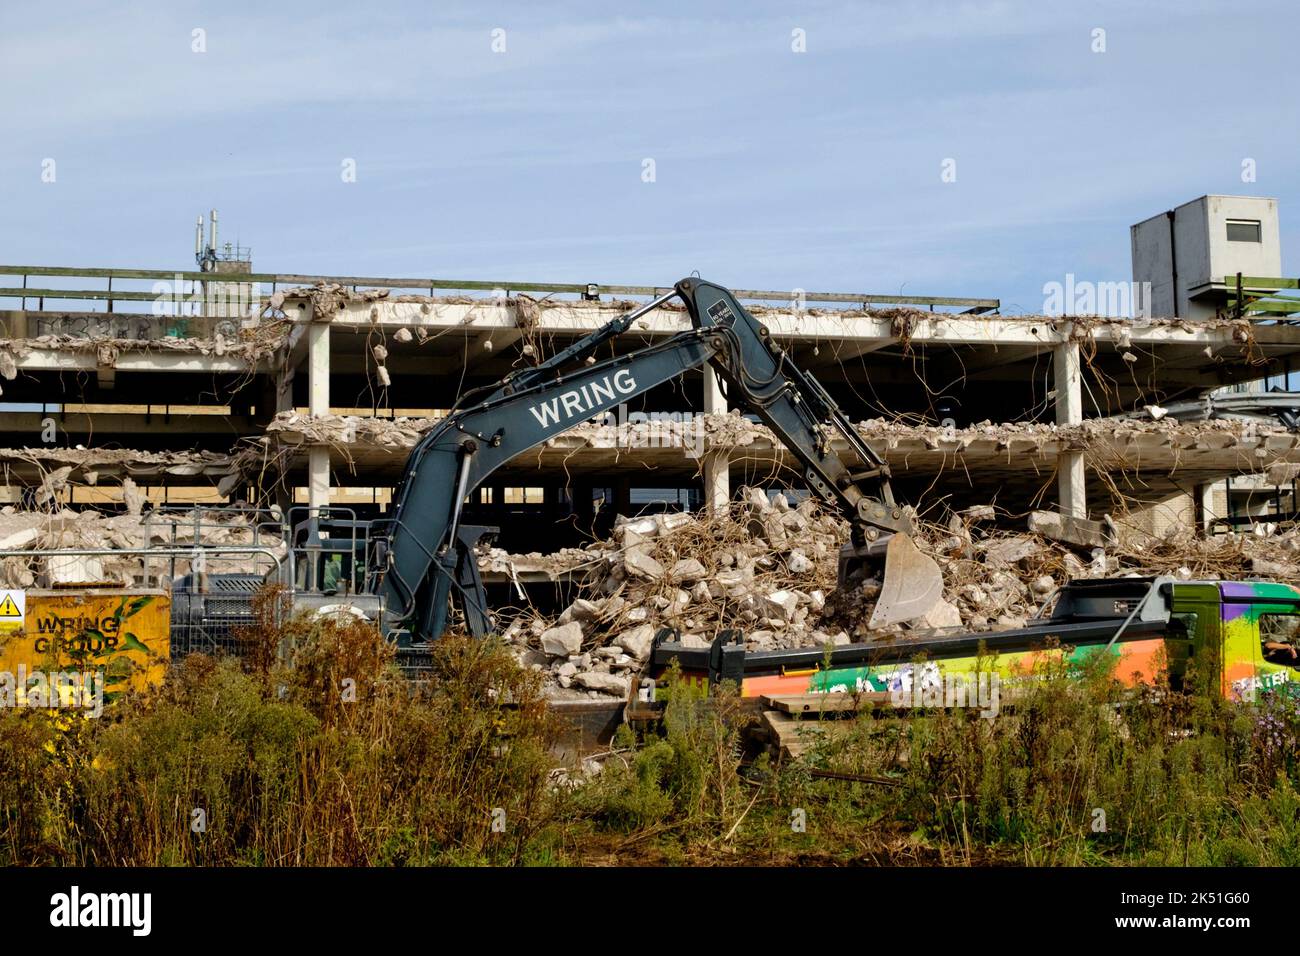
[[0, 263, 1000, 315], [1225, 273, 1300, 318]]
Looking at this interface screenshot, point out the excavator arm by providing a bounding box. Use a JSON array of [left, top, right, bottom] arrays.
[[374, 278, 941, 644]]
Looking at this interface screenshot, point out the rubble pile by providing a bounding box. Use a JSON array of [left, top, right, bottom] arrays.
[[493, 490, 1300, 700], [0, 501, 282, 589], [496, 488, 841, 701]]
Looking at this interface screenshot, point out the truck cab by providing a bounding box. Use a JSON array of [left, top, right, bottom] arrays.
[[1196, 580, 1300, 701]]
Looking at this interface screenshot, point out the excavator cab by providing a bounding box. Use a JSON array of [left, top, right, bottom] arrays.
[[284, 509, 384, 620], [289, 516, 369, 595]]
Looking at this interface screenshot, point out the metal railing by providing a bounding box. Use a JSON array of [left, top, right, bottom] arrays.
[[0, 543, 286, 660], [282, 504, 380, 597], [0, 543, 283, 588], [142, 505, 288, 583], [1225, 274, 1300, 318], [0, 263, 1000, 315], [0, 505, 395, 665]]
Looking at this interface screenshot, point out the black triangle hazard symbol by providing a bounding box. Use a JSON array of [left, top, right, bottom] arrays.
[[0, 594, 20, 618]]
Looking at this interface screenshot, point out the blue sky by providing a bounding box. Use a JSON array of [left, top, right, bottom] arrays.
[[1, 0, 1295, 314]]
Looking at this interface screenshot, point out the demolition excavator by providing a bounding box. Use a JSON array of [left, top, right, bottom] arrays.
[[370, 277, 943, 648]]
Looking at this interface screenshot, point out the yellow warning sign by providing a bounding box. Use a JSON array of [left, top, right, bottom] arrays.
[[0, 590, 23, 633]]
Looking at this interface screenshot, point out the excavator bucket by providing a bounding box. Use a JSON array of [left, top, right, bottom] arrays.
[[867, 532, 945, 629]]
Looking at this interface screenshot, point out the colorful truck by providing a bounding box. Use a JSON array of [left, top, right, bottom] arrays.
[[650, 577, 1300, 703]]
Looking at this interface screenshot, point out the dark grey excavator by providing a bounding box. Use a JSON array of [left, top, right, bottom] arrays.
[[372, 278, 942, 646]]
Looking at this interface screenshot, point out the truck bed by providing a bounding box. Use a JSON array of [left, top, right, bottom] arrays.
[[651, 577, 1174, 684]]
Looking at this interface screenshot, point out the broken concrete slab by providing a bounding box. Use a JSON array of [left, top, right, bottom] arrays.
[[1028, 510, 1113, 549], [573, 671, 630, 696], [615, 623, 656, 660], [623, 546, 666, 581], [910, 598, 963, 631], [981, 535, 1039, 566], [540, 621, 584, 657], [763, 590, 800, 622], [668, 558, 707, 584]]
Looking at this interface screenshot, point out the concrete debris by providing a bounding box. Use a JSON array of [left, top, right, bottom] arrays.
[[982, 535, 1038, 566], [540, 621, 584, 658], [786, 549, 812, 574], [616, 623, 656, 660], [668, 557, 707, 583], [0, 515, 39, 551], [915, 598, 963, 630], [1250, 557, 1292, 577], [36, 466, 73, 504], [122, 478, 144, 516], [283, 283, 391, 321], [0, 447, 236, 489], [1268, 463, 1300, 485], [0, 321, 290, 367], [258, 412, 436, 448], [0, 504, 286, 589], [43, 554, 106, 587], [623, 546, 665, 581], [573, 671, 630, 696], [1027, 510, 1112, 549], [1030, 574, 1056, 597], [763, 589, 800, 622]]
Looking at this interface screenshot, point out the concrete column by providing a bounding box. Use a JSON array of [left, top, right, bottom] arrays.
[[1198, 482, 1215, 531], [255, 369, 292, 427], [308, 321, 330, 512], [308, 322, 330, 416], [307, 447, 330, 513], [1054, 340, 1086, 519], [702, 370, 729, 513]]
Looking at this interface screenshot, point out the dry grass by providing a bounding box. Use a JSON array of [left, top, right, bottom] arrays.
[[0, 604, 563, 866], [7, 575, 1300, 867]]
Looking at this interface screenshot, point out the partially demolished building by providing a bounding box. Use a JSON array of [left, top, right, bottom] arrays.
[[2, 196, 1299, 695]]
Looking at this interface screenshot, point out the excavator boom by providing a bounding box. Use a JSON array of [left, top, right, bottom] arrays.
[[374, 278, 942, 644]]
